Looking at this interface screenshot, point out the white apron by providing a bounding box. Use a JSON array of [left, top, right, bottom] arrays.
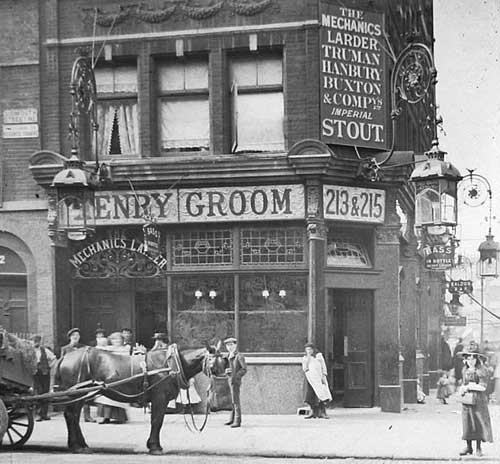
[[303, 353, 332, 402]]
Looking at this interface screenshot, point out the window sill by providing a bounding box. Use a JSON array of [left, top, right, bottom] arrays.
[[324, 267, 383, 274]]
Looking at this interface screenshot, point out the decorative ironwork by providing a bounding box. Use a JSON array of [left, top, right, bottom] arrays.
[[75, 247, 162, 279], [70, 55, 97, 115], [392, 43, 436, 109], [173, 229, 232, 266], [240, 228, 304, 265]]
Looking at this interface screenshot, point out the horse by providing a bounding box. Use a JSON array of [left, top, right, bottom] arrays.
[[56, 344, 210, 454]]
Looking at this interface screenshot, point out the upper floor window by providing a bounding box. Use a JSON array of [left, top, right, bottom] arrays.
[[230, 53, 285, 153], [94, 63, 139, 156], [158, 58, 210, 152]]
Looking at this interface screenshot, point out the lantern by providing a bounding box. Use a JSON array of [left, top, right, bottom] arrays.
[[51, 155, 97, 241], [410, 140, 462, 233], [477, 234, 500, 278]]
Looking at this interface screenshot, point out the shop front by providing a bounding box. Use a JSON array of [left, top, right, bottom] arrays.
[[31, 143, 409, 413]]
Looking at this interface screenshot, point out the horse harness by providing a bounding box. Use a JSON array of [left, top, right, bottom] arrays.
[[67, 344, 212, 432]]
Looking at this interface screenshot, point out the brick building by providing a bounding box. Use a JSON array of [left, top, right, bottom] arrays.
[[1, 0, 446, 412]]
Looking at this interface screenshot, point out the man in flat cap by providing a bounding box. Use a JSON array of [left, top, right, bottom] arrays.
[[59, 328, 93, 421], [224, 337, 247, 428], [60, 328, 85, 357], [32, 335, 57, 421]]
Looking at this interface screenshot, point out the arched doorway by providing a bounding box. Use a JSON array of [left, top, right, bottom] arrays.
[[0, 246, 28, 335]]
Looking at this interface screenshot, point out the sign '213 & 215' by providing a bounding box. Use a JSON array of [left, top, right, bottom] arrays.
[[323, 185, 385, 223]]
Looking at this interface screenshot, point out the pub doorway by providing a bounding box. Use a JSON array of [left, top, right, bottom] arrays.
[[328, 289, 374, 407]]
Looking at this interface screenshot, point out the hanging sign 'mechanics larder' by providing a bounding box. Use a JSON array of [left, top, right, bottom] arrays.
[[319, 2, 388, 149]]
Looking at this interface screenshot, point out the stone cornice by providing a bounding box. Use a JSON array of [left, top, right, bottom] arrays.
[[30, 149, 414, 190]]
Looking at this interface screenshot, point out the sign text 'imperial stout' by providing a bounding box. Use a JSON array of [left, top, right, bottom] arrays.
[[320, 3, 387, 149]]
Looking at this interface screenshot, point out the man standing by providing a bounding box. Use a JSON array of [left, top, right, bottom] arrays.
[[60, 328, 85, 356], [60, 328, 93, 422], [32, 335, 57, 421], [224, 337, 247, 428]]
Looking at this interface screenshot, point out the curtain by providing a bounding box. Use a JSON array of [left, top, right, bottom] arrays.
[[160, 97, 209, 150], [236, 92, 284, 152], [117, 102, 139, 155], [93, 102, 115, 157], [93, 101, 138, 156]]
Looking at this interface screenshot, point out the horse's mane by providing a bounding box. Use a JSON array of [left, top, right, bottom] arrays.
[[1, 330, 38, 375]]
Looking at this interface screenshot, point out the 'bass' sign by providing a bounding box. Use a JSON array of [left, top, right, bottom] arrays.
[[319, 3, 388, 149]]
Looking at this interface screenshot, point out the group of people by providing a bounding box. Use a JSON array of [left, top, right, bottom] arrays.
[[31, 327, 169, 423], [31, 328, 248, 430]]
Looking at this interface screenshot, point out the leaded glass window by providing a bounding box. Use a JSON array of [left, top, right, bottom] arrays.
[[173, 229, 232, 266], [240, 228, 305, 265], [327, 239, 371, 268]]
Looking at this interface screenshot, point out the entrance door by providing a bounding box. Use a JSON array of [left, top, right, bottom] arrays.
[[76, 284, 133, 343], [329, 289, 373, 407], [135, 291, 168, 347], [0, 277, 28, 335]]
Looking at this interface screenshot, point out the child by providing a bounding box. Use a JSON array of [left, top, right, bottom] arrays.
[[417, 380, 426, 404], [437, 370, 451, 404]]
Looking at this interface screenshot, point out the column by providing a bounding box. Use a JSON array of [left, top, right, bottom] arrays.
[[400, 235, 419, 403], [305, 182, 326, 351], [374, 190, 402, 413]]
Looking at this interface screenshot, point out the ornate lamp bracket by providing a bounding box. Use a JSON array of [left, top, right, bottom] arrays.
[[358, 43, 437, 181]]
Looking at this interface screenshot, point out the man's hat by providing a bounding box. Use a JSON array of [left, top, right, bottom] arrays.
[[224, 337, 237, 344], [32, 334, 42, 342], [152, 332, 168, 341], [457, 349, 487, 360], [95, 327, 106, 335], [67, 328, 80, 338]]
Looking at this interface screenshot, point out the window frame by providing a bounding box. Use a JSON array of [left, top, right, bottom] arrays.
[[228, 51, 285, 154], [93, 60, 140, 159], [156, 55, 211, 154]]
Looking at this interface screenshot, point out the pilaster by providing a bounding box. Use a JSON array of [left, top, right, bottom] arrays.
[[374, 189, 402, 413]]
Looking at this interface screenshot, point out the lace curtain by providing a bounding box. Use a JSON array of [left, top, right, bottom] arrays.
[[93, 101, 139, 156]]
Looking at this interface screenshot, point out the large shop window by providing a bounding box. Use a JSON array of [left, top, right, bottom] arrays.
[[94, 64, 139, 156], [158, 59, 209, 151], [239, 274, 307, 352], [230, 54, 284, 152], [240, 228, 305, 265], [172, 275, 234, 349]]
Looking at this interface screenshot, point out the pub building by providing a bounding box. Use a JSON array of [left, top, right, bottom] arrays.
[[19, 0, 447, 413]]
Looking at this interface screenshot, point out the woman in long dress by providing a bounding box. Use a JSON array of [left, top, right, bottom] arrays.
[[458, 349, 493, 457], [95, 332, 130, 424], [302, 343, 332, 419]]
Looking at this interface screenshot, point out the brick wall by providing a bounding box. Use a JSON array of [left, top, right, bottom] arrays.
[[0, 0, 41, 203]]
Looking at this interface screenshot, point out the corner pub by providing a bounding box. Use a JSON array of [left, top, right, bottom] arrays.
[[22, 0, 445, 414]]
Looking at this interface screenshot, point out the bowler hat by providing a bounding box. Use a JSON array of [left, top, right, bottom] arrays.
[[224, 337, 237, 344], [152, 332, 168, 341], [32, 334, 42, 342], [67, 328, 80, 338]]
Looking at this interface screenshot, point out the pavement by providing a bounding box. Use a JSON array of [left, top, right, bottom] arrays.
[[10, 391, 500, 461]]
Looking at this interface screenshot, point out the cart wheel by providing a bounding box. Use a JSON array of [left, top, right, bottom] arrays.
[[1, 404, 34, 450]]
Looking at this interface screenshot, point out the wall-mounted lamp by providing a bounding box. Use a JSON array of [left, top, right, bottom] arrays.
[[194, 290, 203, 299]]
